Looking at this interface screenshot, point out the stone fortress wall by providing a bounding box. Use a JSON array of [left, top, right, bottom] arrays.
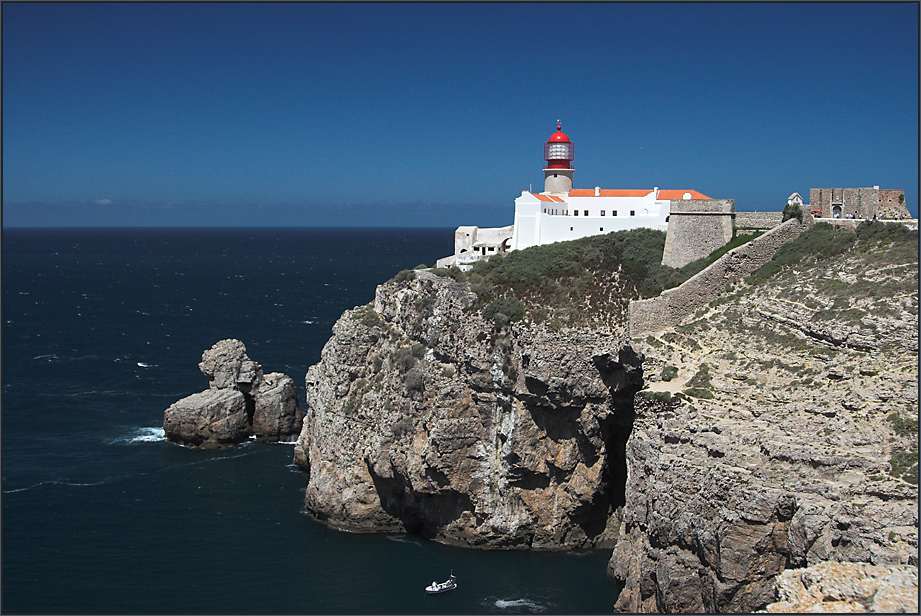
[[810, 187, 911, 220], [735, 211, 784, 230], [661, 199, 735, 268], [629, 217, 811, 338]]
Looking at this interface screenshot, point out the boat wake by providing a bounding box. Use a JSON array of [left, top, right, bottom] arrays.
[[489, 598, 549, 613]]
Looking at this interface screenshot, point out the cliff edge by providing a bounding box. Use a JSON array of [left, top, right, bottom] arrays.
[[294, 269, 643, 548], [611, 223, 918, 612]]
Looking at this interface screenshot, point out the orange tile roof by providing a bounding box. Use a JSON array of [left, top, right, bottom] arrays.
[[656, 189, 711, 200], [532, 189, 712, 200], [569, 189, 652, 197]]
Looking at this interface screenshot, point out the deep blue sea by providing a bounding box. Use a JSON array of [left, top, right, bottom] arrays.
[[2, 228, 621, 614]]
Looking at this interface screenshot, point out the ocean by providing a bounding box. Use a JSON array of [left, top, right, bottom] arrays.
[[1, 228, 621, 614]]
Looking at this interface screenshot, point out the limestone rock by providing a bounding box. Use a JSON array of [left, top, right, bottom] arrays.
[[164, 340, 303, 447], [252, 372, 303, 441], [291, 229, 917, 611], [163, 389, 249, 448], [293, 274, 643, 548], [764, 561, 918, 613], [198, 338, 263, 391], [611, 239, 918, 613]]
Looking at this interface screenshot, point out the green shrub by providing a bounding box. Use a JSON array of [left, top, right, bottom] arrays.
[[889, 446, 919, 484], [639, 390, 675, 404], [856, 220, 908, 243], [392, 347, 417, 372], [782, 202, 803, 222], [482, 296, 526, 323], [353, 304, 381, 327], [661, 365, 679, 382], [683, 387, 714, 399], [403, 369, 424, 393], [431, 265, 466, 281], [686, 363, 712, 389], [391, 269, 415, 283], [888, 410, 919, 436]]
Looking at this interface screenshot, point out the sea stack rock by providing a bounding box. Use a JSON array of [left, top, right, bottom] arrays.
[[164, 339, 303, 447]]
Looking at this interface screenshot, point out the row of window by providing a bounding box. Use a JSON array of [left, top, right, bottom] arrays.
[[542, 209, 637, 217]]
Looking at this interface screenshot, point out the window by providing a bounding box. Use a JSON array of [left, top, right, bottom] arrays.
[[601, 210, 605, 216], [612, 211, 617, 216], [584, 210, 588, 216], [570, 227, 573, 231], [574, 210, 579, 216], [599, 227, 604, 232], [488, 247, 495, 252], [630, 210, 635, 216]]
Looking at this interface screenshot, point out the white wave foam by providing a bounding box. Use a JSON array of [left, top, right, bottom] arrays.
[[301, 320, 314, 324], [136, 362, 156, 368], [3, 478, 115, 493], [112, 427, 166, 444], [493, 598, 548, 612]]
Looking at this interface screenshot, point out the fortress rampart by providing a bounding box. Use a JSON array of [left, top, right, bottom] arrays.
[[661, 199, 735, 268], [735, 211, 783, 230], [629, 217, 810, 337]]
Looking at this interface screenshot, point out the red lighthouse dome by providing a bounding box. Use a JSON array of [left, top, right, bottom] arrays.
[[548, 125, 571, 143], [544, 123, 574, 169]]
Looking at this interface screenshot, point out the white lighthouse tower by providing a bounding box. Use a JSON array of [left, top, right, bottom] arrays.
[[543, 122, 574, 195]]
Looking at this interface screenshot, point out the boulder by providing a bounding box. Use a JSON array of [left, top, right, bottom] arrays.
[[198, 338, 263, 391], [164, 340, 303, 447], [163, 389, 249, 448], [252, 372, 303, 441]]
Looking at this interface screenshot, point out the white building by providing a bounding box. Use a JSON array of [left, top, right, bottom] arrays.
[[437, 123, 711, 269]]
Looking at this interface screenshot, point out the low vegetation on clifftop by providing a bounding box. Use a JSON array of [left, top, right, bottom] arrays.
[[395, 228, 712, 331]]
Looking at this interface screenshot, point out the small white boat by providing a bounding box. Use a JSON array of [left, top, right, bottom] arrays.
[[425, 573, 457, 594]]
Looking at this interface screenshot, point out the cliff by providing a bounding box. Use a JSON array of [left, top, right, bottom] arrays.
[[611, 224, 918, 612], [294, 268, 643, 548], [292, 222, 918, 611]]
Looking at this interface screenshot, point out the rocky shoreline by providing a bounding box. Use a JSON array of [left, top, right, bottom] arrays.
[[163, 226, 918, 613]]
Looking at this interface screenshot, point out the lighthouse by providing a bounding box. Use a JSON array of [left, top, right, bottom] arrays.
[[543, 123, 574, 194], [438, 120, 723, 268]]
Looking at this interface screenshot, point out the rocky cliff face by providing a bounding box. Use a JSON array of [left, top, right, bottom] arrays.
[[764, 561, 917, 613], [610, 238, 918, 612], [292, 227, 917, 612], [294, 270, 642, 548]]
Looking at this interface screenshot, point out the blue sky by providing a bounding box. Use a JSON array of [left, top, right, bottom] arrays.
[[3, 2, 918, 227]]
